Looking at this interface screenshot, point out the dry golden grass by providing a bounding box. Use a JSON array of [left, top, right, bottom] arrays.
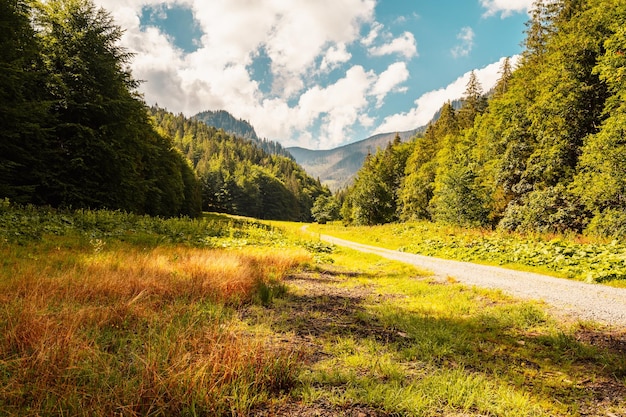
[[0, 242, 310, 415]]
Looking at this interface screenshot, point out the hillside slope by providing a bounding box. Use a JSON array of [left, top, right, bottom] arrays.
[[288, 128, 424, 190], [193, 110, 293, 158], [151, 106, 329, 221]]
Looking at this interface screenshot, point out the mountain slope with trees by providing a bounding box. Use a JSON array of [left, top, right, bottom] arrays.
[[340, 0, 626, 238], [150, 107, 330, 221], [194, 110, 293, 158], [288, 128, 424, 191], [0, 0, 201, 217]]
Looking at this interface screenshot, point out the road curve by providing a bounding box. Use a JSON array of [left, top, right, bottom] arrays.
[[316, 232, 626, 328]]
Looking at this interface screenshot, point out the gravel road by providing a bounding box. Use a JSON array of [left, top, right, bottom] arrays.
[[318, 233, 626, 328]]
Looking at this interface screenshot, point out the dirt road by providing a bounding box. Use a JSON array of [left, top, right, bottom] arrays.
[[317, 232, 626, 328]]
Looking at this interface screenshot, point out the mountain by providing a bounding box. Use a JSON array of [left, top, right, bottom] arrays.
[[287, 128, 425, 191], [194, 110, 259, 141], [151, 106, 329, 222], [193, 110, 293, 158]]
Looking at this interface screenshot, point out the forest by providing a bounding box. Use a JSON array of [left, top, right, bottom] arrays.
[[150, 107, 330, 221], [0, 0, 202, 217], [0, 0, 327, 221], [338, 0, 626, 238]]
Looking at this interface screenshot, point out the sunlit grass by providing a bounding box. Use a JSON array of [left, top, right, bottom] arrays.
[[1, 206, 625, 416], [249, 240, 626, 416], [309, 221, 626, 286], [0, 211, 310, 416]]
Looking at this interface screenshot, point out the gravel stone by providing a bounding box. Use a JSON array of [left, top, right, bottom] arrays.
[[320, 234, 626, 328]]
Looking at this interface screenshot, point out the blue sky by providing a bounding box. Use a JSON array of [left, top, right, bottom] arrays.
[[95, 0, 533, 149]]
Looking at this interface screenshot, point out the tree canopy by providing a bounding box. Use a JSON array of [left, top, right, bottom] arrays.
[[341, 0, 626, 237], [0, 0, 201, 217], [150, 107, 330, 221]]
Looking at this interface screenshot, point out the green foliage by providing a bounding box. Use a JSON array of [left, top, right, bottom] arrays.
[[572, 5, 626, 223], [585, 209, 626, 239], [430, 160, 489, 227], [399, 104, 458, 221], [342, 135, 414, 225], [150, 106, 329, 221], [347, 0, 626, 236], [313, 220, 626, 284], [311, 195, 340, 224], [0, 0, 52, 204], [0, 0, 201, 217], [499, 185, 588, 234], [0, 201, 284, 248]]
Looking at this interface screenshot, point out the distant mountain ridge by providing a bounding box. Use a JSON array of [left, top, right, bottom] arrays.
[[191, 110, 434, 191], [288, 127, 426, 191], [193, 110, 293, 158]]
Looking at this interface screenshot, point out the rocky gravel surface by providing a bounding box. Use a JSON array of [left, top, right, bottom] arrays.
[[319, 233, 626, 328]]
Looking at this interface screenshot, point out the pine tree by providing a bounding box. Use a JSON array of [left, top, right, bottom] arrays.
[[458, 71, 487, 129], [493, 57, 513, 97], [0, 0, 51, 203], [399, 102, 458, 221]]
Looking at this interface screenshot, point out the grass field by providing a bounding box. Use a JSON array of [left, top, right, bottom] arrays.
[[1, 204, 625, 416], [0, 205, 310, 415]]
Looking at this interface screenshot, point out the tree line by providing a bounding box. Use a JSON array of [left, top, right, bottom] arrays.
[[1, 0, 201, 217], [336, 0, 626, 238], [0, 0, 328, 222], [150, 107, 331, 221]]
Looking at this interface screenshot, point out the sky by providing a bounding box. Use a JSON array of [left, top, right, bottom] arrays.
[[93, 0, 535, 150]]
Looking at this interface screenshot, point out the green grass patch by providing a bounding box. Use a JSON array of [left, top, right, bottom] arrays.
[[2, 206, 624, 416], [245, 239, 626, 416], [0, 204, 313, 416]]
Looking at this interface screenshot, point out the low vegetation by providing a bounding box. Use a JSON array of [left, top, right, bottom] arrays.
[[0, 203, 309, 415], [310, 221, 626, 286], [1, 204, 625, 416], [247, 239, 626, 416]]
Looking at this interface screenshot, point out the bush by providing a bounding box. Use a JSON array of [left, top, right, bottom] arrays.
[[584, 209, 626, 239], [499, 186, 587, 234]]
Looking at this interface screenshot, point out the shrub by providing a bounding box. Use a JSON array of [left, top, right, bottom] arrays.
[[584, 208, 626, 239], [499, 185, 587, 234]]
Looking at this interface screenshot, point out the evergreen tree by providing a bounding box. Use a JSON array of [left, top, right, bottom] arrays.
[[0, 0, 201, 216], [573, 3, 626, 229], [311, 195, 340, 224], [342, 135, 414, 225], [493, 57, 513, 98], [458, 71, 487, 129], [399, 102, 458, 221], [0, 0, 51, 204]]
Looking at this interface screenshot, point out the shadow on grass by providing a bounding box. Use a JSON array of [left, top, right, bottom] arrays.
[[250, 266, 626, 416]]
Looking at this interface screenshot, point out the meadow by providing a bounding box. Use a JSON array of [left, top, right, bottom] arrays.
[[0, 202, 309, 415], [1, 202, 625, 416]]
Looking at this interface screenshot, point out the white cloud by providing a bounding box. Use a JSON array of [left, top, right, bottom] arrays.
[[372, 62, 409, 107], [295, 65, 376, 149], [374, 55, 520, 133], [451, 27, 475, 58], [89, 0, 521, 151], [369, 31, 418, 59], [479, 0, 535, 17], [91, 0, 380, 149], [361, 22, 383, 47], [320, 43, 352, 72]]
